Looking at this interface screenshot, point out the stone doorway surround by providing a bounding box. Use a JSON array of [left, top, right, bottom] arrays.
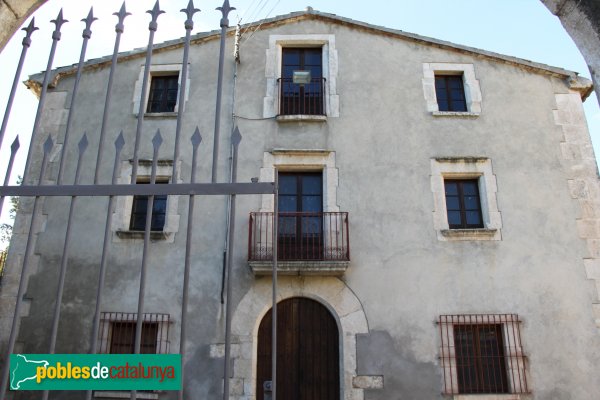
[[212, 276, 373, 400]]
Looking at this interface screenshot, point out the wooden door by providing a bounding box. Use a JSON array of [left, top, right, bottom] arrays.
[[257, 297, 340, 400]]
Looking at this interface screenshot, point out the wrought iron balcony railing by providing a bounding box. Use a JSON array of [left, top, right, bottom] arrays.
[[249, 212, 349, 262], [278, 77, 326, 116]]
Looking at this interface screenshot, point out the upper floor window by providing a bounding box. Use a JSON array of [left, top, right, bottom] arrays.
[[263, 35, 339, 120], [129, 181, 168, 232], [435, 74, 467, 112], [146, 74, 179, 113], [422, 63, 481, 116], [444, 179, 483, 229], [279, 48, 325, 116], [431, 157, 502, 241], [132, 63, 189, 118]]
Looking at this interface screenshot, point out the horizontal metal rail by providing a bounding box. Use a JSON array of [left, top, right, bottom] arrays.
[[278, 77, 326, 116], [0, 182, 274, 197], [249, 211, 349, 262]]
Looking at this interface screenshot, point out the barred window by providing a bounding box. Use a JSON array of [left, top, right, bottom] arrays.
[[98, 312, 170, 354], [438, 314, 529, 395]]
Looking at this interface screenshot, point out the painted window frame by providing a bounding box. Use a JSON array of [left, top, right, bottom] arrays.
[[422, 63, 482, 117]]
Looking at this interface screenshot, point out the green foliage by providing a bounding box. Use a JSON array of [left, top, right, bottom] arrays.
[[0, 176, 21, 250]]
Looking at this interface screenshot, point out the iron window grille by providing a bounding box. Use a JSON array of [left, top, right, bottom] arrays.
[[98, 312, 170, 354], [438, 314, 529, 395], [435, 74, 467, 112], [444, 179, 484, 229], [130, 180, 168, 231], [146, 74, 179, 113]]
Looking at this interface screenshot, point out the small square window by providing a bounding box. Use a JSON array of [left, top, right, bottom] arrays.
[[146, 75, 179, 113], [129, 181, 168, 232], [435, 74, 467, 112], [444, 179, 483, 229]]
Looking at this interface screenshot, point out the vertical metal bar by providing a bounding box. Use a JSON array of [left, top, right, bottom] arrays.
[[85, 132, 124, 400], [94, 3, 130, 184], [172, 1, 199, 184], [223, 127, 241, 400], [0, 20, 37, 153], [0, 136, 53, 398], [131, 1, 164, 184], [179, 128, 202, 400], [0, 137, 20, 217], [132, 130, 162, 400], [212, 0, 235, 183], [23, 11, 67, 182], [42, 134, 87, 400], [57, 9, 96, 184], [516, 316, 527, 392], [271, 172, 278, 400]]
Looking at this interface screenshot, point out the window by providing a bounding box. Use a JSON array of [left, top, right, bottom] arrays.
[[263, 34, 339, 119], [444, 179, 483, 229], [278, 172, 323, 260], [110, 321, 158, 354], [431, 157, 502, 241], [131, 63, 189, 116], [129, 181, 168, 232], [146, 74, 178, 113], [422, 63, 481, 116], [98, 312, 170, 354], [113, 160, 182, 242], [279, 48, 324, 116], [438, 314, 529, 396], [435, 75, 467, 112]]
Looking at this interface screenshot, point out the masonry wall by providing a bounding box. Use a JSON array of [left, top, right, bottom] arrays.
[[3, 17, 600, 399]]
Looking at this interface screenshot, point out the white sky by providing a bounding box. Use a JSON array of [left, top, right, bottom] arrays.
[[0, 0, 598, 232]]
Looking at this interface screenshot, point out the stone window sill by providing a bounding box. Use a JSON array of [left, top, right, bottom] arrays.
[[440, 228, 499, 241], [249, 260, 349, 276], [94, 391, 158, 399], [276, 114, 327, 122], [432, 111, 480, 117], [453, 395, 524, 400], [143, 112, 178, 119], [116, 230, 171, 241]]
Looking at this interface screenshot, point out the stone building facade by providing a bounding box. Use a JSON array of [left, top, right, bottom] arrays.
[[2, 9, 600, 400]]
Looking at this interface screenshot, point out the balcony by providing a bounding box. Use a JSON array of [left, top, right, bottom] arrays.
[[248, 212, 350, 275], [277, 77, 326, 121]]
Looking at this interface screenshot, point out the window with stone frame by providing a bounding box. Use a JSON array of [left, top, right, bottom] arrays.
[[97, 312, 170, 355], [431, 157, 502, 241]]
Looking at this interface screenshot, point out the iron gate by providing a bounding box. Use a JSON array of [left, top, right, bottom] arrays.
[[0, 1, 280, 399]]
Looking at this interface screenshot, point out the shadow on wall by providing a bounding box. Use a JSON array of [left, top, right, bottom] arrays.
[[357, 330, 441, 400]]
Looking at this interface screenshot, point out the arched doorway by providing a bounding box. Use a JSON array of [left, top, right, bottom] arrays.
[[256, 297, 340, 400]]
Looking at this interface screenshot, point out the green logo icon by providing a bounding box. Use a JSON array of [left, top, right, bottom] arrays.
[[9, 354, 181, 391]]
